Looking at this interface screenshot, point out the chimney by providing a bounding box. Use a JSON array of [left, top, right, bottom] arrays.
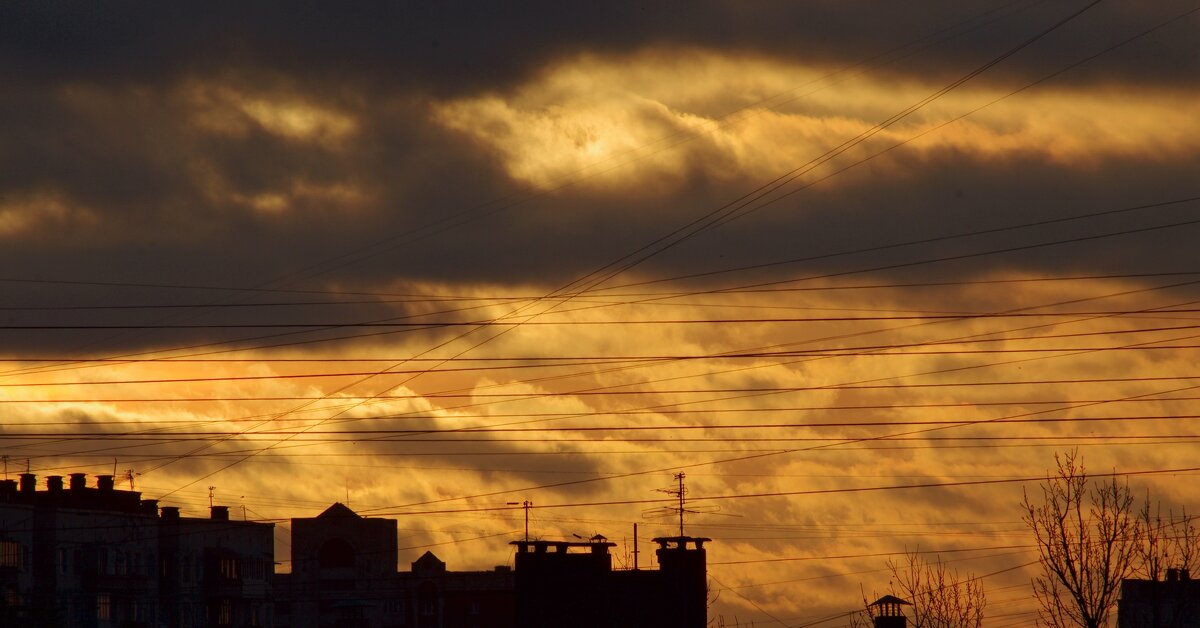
[[211, 505, 230, 521], [1168, 568, 1179, 582], [19, 473, 36, 494], [47, 475, 64, 492], [161, 506, 180, 520], [141, 499, 159, 516], [69, 473, 87, 491], [96, 474, 115, 492], [1183, 568, 1191, 581], [0, 480, 16, 496]]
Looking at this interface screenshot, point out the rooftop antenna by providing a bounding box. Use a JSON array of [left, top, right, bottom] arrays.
[[507, 500, 533, 541], [123, 469, 139, 491], [3, 455, 7, 479], [633, 523, 639, 570], [642, 473, 721, 537], [208, 486, 216, 508]]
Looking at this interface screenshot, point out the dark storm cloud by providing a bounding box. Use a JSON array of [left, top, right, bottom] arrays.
[[1, 1, 1198, 355], [2, 1, 1197, 91]]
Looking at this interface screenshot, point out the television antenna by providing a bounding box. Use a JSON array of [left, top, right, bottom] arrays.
[[507, 500, 533, 541], [123, 469, 140, 491], [641, 473, 720, 536]]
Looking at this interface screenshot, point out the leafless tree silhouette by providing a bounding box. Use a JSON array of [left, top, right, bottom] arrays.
[[1022, 450, 1141, 628], [1136, 496, 1198, 581], [885, 549, 985, 628]]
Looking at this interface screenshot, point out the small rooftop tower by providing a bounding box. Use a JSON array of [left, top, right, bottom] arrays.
[[869, 595, 911, 628]]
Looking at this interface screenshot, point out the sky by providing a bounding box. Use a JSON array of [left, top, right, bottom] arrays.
[[2, 1, 1200, 624]]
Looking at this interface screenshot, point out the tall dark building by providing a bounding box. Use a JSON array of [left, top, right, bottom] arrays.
[[274, 502, 514, 628], [1119, 569, 1200, 628], [512, 535, 711, 628], [0, 472, 273, 628]]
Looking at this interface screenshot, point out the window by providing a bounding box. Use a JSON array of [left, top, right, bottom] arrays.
[[0, 541, 21, 568], [219, 557, 239, 580], [97, 593, 111, 620], [243, 557, 264, 580]]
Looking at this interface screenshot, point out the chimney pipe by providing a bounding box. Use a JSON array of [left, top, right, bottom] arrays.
[[96, 475, 114, 492], [0, 480, 16, 495], [19, 473, 36, 494], [161, 506, 180, 520], [211, 506, 229, 521], [69, 473, 87, 491], [47, 476, 64, 492], [141, 499, 159, 516]]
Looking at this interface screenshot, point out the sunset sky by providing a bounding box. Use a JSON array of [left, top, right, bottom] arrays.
[[3, 1, 1200, 624]]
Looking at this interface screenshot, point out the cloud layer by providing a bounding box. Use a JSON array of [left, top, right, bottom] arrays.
[[3, 1, 1200, 623]]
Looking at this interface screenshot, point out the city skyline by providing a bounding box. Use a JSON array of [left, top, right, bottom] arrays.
[[3, 2, 1200, 624]]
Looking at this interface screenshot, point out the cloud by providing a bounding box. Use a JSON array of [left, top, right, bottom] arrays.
[[3, 3, 1199, 621]]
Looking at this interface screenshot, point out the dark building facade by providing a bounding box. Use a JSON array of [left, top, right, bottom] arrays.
[[274, 502, 515, 628], [4, 488, 711, 628], [1119, 569, 1200, 628], [0, 473, 273, 628], [512, 535, 710, 628]]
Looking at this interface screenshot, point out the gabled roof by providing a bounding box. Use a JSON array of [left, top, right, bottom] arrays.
[[413, 551, 446, 573], [317, 502, 360, 519]]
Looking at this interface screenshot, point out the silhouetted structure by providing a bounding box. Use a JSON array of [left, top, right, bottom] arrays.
[[3, 487, 711, 628], [0, 472, 272, 628], [274, 502, 514, 628], [868, 595, 911, 628], [1119, 569, 1200, 628], [159, 504, 274, 628], [512, 535, 710, 628]]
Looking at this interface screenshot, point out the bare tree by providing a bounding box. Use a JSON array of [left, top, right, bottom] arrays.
[[1172, 508, 1198, 573], [886, 549, 985, 628], [1136, 496, 1199, 581], [1022, 450, 1141, 628], [848, 606, 874, 628]]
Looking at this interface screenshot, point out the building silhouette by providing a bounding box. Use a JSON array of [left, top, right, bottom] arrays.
[[867, 595, 911, 628], [2, 479, 710, 627], [513, 535, 710, 628], [1119, 569, 1200, 628], [274, 502, 515, 628], [0, 473, 273, 628]]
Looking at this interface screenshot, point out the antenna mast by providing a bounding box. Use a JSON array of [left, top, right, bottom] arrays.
[[508, 500, 533, 540], [668, 473, 687, 536], [643, 472, 721, 537]]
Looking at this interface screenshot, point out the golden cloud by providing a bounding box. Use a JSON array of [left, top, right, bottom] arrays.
[[431, 50, 1200, 190], [182, 82, 359, 147], [7, 272, 1199, 619], [0, 191, 96, 237]]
